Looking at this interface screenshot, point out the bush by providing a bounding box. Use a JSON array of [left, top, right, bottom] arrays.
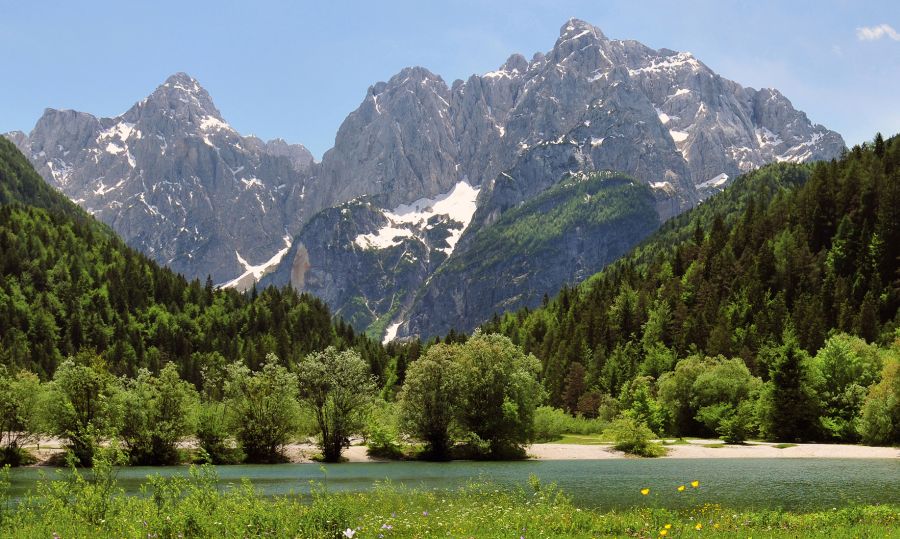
[[365, 401, 404, 459], [454, 333, 545, 459], [195, 402, 243, 464], [603, 413, 666, 457], [857, 356, 900, 445], [297, 347, 377, 463], [120, 363, 198, 465], [696, 400, 756, 444], [532, 406, 608, 441], [533, 406, 570, 442], [0, 368, 42, 466], [397, 344, 463, 460], [223, 355, 299, 463], [42, 354, 123, 466]]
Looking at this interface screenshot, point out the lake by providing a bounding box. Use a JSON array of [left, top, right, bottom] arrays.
[[9, 458, 899, 511]]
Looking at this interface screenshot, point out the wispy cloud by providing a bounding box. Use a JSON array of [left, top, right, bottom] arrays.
[[856, 24, 900, 41]]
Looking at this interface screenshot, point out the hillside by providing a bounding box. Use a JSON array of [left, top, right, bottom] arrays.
[[0, 138, 387, 382], [483, 134, 900, 408], [402, 172, 660, 338]]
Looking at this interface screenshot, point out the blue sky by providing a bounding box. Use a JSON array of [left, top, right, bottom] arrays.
[[2, 0, 898, 158]]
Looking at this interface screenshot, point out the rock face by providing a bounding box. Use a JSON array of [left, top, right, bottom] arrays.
[[272, 18, 844, 340], [8, 73, 314, 284], [402, 173, 661, 339], [7, 19, 845, 339], [260, 180, 480, 338]]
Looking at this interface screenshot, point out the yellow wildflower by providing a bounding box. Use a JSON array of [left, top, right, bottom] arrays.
[[641, 488, 650, 495], [665, 523, 672, 529], [691, 480, 700, 488], [695, 523, 702, 530], [659, 530, 668, 536], [677, 485, 686, 492]]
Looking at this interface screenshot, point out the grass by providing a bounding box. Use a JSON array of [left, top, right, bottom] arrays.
[[551, 433, 611, 445], [2, 465, 898, 538], [772, 443, 798, 449], [661, 438, 694, 446], [703, 443, 726, 448]]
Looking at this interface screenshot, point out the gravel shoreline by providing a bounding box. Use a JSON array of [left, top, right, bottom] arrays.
[[23, 438, 898, 466]]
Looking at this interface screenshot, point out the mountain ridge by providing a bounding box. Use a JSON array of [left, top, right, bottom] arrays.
[[5, 18, 846, 340]]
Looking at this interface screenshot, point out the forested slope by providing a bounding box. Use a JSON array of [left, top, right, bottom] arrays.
[[0, 138, 387, 382], [484, 134, 900, 411]]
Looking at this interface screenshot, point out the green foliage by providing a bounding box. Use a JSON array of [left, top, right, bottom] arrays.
[[757, 330, 822, 441], [37, 443, 128, 527], [858, 345, 900, 445], [483, 136, 900, 445], [5, 468, 899, 538], [297, 347, 377, 462], [397, 343, 463, 459], [0, 367, 42, 465], [657, 356, 714, 436], [715, 400, 757, 444], [42, 352, 123, 466], [0, 139, 390, 384], [532, 406, 571, 442], [453, 333, 545, 459], [364, 400, 404, 459], [617, 375, 668, 435], [195, 401, 243, 464], [120, 363, 198, 465], [691, 358, 762, 442], [223, 354, 299, 463], [603, 412, 666, 457], [811, 333, 884, 441], [532, 406, 608, 442]]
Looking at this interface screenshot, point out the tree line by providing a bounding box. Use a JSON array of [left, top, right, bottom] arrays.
[[0, 138, 391, 385], [3, 127, 900, 460], [0, 332, 547, 466], [482, 133, 900, 444]]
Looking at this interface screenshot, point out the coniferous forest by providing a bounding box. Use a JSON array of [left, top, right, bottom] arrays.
[[0, 137, 390, 384], [0, 135, 899, 475], [483, 133, 900, 444]]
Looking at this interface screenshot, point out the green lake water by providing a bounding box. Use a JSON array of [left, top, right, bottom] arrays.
[[9, 458, 899, 511]]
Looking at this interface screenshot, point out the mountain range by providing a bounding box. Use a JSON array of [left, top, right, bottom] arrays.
[[5, 18, 845, 340]]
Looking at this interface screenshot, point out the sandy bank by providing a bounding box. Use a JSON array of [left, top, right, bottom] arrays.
[[527, 439, 899, 460], [24, 438, 897, 466]]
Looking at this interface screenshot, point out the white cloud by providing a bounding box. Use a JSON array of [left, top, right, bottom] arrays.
[[856, 24, 900, 41]]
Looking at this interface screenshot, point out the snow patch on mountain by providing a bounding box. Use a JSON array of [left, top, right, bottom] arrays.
[[382, 321, 402, 344], [221, 235, 293, 290], [697, 173, 729, 191], [200, 116, 233, 132], [98, 122, 140, 143], [354, 180, 480, 255]]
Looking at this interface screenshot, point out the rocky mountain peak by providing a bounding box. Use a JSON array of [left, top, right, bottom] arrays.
[[389, 66, 443, 85], [7, 17, 847, 332], [558, 18, 607, 42], [499, 53, 529, 75], [132, 72, 225, 128]]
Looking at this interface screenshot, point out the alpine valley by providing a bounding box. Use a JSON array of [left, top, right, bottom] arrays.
[[6, 19, 845, 341]]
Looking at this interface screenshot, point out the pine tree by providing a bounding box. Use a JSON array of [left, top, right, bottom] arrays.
[[759, 329, 820, 441]]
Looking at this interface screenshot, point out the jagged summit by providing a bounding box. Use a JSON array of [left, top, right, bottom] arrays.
[[6, 17, 846, 336], [559, 18, 607, 41], [163, 71, 201, 87], [138, 72, 224, 123], [6, 71, 312, 284]]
